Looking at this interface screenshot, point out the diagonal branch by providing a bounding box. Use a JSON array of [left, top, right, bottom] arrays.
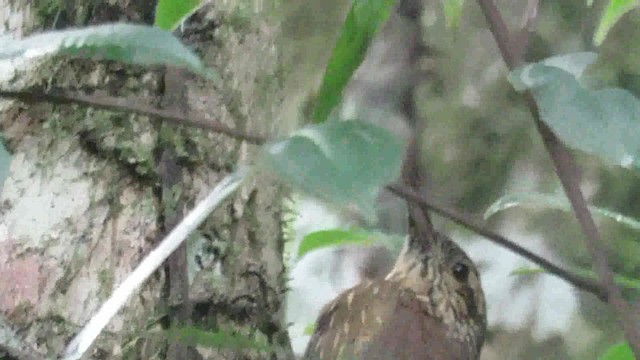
[[476, 0, 640, 355], [387, 183, 607, 300], [0, 89, 266, 145]]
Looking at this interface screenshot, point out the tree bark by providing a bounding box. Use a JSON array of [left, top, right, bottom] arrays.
[[0, 0, 291, 359]]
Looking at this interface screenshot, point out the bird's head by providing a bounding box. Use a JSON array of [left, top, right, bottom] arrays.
[[386, 232, 487, 350]]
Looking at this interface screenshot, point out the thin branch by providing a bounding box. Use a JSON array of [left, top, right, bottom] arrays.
[[0, 89, 266, 145], [476, 0, 640, 355], [386, 183, 607, 301]]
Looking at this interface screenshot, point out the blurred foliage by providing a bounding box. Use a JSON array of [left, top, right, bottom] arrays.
[[594, 0, 640, 46], [281, 0, 640, 359], [599, 342, 635, 360], [485, 192, 640, 231], [310, 0, 395, 124]]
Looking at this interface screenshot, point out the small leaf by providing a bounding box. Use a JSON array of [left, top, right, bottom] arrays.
[[0, 23, 218, 81], [593, 0, 640, 46], [262, 120, 404, 220], [154, 0, 203, 31], [162, 326, 273, 351], [599, 342, 635, 360], [508, 54, 640, 169], [485, 192, 640, 231], [441, 0, 465, 28], [510, 266, 640, 290], [297, 229, 373, 258], [310, 0, 395, 123], [509, 267, 547, 276], [303, 323, 316, 336]]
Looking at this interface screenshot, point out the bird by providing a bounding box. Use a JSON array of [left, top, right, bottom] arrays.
[[302, 230, 486, 360]]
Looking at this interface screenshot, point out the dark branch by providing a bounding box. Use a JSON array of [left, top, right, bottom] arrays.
[[387, 183, 607, 301], [0, 89, 266, 145], [476, 0, 640, 355]]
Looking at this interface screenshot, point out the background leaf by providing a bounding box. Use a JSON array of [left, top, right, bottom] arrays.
[[154, 0, 202, 31], [441, 0, 466, 28], [0, 23, 218, 81], [593, 0, 640, 46], [508, 52, 598, 91], [485, 192, 640, 231], [262, 120, 404, 220], [297, 229, 372, 258], [599, 342, 635, 360], [508, 54, 640, 169], [510, 266, 640, 290], [310, 0, 395, 123]]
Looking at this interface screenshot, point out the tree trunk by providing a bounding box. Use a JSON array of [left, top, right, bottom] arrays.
[[0, 1, 292, 359]]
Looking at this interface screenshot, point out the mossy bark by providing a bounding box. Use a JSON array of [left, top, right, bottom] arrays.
[[0, 0, 292, 359]]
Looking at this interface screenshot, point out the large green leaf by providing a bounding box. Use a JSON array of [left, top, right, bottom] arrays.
[[484, 192, 640, 231], [154, 0, 203, 31], [508, 52, 640, 169], [0, 23, 217, 81], [593, 0, 640, 46], [599, 342, 635, 360], [310, 0, 395, 123], [262, 120, 404, 220]]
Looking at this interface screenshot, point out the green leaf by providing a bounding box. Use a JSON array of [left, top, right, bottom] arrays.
[[509, 267, 547, 276], [508, 52, 598, 91], [593, 0, 640, 46], [441, 0, 465, 28], [310, 0, 396, 123], [510, 266, 640, 290], [154, 0, 203, 31], [599, 342, 635, 360], [262, 120, 404, 220], [508, 53, 640, 169], [485, 192, 640, 231], [303, 323, 316, 336], [0, 23, 218, 81], [297, 229, 373, 258], [162, 326, 273, 351]]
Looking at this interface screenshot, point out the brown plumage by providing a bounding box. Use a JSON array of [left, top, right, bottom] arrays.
[[302, 232, 486, 360]]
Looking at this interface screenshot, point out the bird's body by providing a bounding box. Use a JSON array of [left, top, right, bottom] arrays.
[[303, 233, 486, 360]]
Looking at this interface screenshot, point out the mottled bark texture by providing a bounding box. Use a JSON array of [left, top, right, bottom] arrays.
[[0, 1, 292, 359]]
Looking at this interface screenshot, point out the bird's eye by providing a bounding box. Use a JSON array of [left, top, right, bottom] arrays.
[[451, 262, 469, 282]]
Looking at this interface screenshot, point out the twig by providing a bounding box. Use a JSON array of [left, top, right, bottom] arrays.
[[386, 183, 607, 300], [0, 89, 266, 145], [476, 0, 640, 355]]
